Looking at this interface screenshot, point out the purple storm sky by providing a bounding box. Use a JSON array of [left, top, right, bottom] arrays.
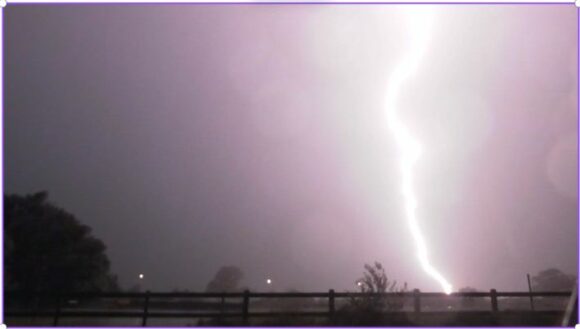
[[5, 4, 578, 293]]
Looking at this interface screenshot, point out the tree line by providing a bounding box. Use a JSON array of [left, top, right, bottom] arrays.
[[5, 191, 576, 296]]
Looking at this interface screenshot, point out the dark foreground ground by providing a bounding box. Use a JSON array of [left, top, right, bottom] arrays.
[[6, 310, 571, 327]]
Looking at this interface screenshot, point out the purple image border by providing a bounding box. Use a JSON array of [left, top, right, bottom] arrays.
[[0, 1, 578, 328], [1, 1, 575, 4]]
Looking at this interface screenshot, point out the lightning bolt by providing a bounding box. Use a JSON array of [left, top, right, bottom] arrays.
[[384, 9, 452, 295]]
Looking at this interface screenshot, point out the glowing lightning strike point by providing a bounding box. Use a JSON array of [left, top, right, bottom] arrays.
[[384, 9, 453, 295]]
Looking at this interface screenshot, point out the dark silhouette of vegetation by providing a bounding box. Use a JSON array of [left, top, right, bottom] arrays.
[[205, 266, 244, 292], [532, 268, 576, 292], [5, 191, 119, 293], [338, 262, 407, 325]]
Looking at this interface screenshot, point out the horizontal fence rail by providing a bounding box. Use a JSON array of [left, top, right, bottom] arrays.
[[5, 289, 574, 326]]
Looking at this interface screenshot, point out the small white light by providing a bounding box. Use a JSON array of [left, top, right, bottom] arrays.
[[266, 279, 272, 285], [139, 274, 144, 279], [357, 282, 362, 287]]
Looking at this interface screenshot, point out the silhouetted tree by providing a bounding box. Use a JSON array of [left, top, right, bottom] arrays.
[[532, 268, 576, 292], [353, 262, 407, 311], [5, 191, 118, 293], [205, 266, 244, 292], [339, 262, 407, 325]]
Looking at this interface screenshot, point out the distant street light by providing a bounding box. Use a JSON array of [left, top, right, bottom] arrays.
[[139, 274, 144, 279], [266, 279, 272, 285]]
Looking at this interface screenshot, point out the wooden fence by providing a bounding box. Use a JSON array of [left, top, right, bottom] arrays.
[[5, 289, 573, 326]]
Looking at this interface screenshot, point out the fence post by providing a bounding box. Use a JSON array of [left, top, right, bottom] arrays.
[[242, 290, 250, 326], [413, 289, 421, 313], [142, 291, 150, 327], [328, 289, 335, 324], [52, 294, 62, 326], [490, 289, 498, 313], [526, 274, 535, 311]]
